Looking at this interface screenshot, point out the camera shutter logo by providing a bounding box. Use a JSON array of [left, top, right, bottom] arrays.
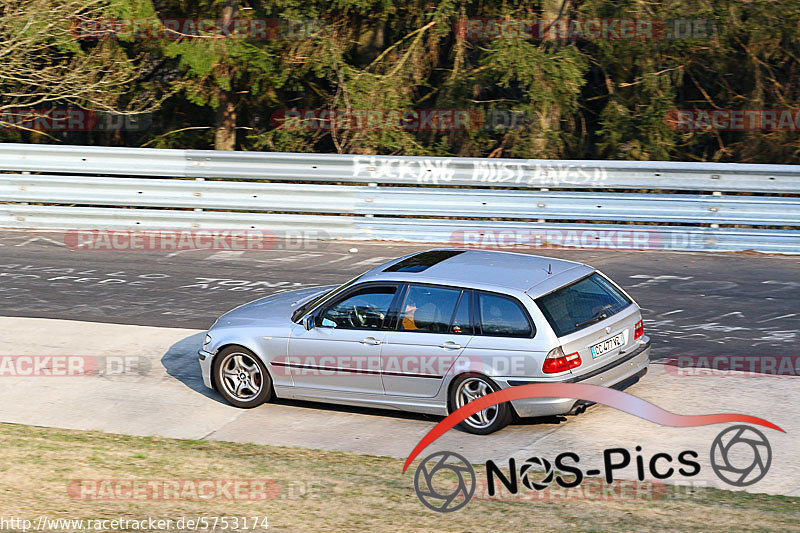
[[710, 425, 772, 487], [519, 456, 554, 491], [414, 451, 476, 513]]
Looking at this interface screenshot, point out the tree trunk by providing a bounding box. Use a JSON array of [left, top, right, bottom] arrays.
[[214, 92, 237, 151], [214, 1, 237, 151]]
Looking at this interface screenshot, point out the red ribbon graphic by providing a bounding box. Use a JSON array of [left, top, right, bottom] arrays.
[[403, 383, 784, 472]]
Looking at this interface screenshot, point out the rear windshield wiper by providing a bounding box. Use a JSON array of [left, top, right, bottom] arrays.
[[575, 305, 612, 328]]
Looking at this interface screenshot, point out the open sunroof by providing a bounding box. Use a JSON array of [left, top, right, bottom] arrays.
[[382, 250, 465, 273]]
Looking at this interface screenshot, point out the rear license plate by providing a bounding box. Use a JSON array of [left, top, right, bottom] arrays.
[[590, 333, 625, 358]]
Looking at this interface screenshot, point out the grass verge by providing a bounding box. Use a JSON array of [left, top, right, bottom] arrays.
[[0, 423, 796, 532]]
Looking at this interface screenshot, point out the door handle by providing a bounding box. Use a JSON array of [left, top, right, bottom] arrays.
[[440, 341, 462, 349], [360, 337, 382, 345]]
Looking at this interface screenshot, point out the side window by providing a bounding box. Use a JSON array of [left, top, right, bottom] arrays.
[[477, 292, 533, 337], [450, 291, 473, 335], [319, 285, 397, 330], [398, 285, 461, 333]]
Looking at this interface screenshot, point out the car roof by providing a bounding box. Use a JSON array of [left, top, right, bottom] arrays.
[[359, 248, 592, 296]]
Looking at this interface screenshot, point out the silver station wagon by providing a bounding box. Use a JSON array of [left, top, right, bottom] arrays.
[[199, 249, 650, 434]]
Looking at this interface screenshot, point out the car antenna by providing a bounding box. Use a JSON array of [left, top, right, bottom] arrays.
[[548, 263, 552, 274]]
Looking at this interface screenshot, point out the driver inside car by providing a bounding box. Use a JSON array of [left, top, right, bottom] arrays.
[[320, 290, 391, 329], [401, 294, 419, 330]]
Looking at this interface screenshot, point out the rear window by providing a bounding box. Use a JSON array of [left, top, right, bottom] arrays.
[[535, 273, 631, 337]]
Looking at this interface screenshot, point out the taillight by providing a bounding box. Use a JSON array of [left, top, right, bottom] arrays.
[[634, 320, 643, 340], [542, 346, 582, 374]]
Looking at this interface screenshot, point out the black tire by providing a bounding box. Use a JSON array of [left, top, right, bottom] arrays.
[[213, 346, 273, 408], [448, 373, 512, 435]]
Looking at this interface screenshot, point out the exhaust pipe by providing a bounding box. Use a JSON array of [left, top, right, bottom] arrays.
[[570, 400, 594, 415]]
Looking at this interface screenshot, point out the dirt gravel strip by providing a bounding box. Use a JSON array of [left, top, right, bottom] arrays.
[[0, 316, 796, 497]]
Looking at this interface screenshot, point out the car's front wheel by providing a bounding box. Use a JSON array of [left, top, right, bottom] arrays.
[[449, 374, 512, 435], [213, 346, 273, 408]]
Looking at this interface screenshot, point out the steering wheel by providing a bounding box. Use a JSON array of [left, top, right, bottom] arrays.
[[353, 304, 383, 328], [343, 307, 360, 328], [353, 304, 370, 327]]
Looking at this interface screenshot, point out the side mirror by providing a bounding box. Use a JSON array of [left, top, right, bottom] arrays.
[[303, 314, 315, 330]]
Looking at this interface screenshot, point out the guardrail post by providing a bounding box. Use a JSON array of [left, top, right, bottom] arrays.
[[194, 178, 204, 214]]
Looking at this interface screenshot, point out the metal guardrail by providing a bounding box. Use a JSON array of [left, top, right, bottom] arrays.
[[2, 142, 800, 191], [0, 143, 799, 253], [3, 173, 800, 226]]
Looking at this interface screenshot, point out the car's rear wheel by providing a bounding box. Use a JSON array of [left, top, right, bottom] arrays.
[[214, 346, 272, 408], [449, 374, 512, 435]]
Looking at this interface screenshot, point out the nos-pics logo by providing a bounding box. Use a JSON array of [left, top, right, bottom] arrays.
[[414, 424, 772, 512], [404, 384, 782, 513]]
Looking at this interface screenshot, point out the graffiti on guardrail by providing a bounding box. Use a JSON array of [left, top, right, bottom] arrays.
[[352, 156, 607, 186]]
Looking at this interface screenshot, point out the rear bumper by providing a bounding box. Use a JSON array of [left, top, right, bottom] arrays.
[[495, 339, 651, 418]]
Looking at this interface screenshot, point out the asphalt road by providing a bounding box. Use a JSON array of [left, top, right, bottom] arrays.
[[1, 230, 798, 358], [1, 230, 798, 496]]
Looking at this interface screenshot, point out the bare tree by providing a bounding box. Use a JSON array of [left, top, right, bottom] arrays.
[[0, 0, 159, 129]]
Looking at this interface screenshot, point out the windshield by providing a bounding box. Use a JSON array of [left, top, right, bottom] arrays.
[[535, 273, 631, 337], [291, 274, 364, 322]]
